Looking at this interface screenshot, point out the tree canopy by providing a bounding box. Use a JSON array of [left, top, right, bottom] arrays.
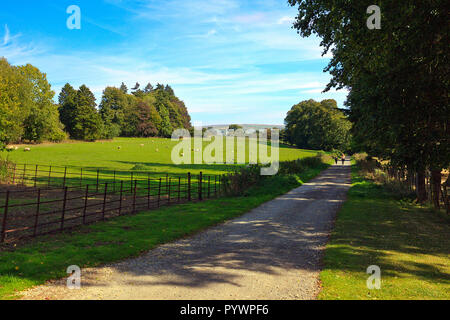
[[284, 99, 351, 152], [288, 0, 449, 205]]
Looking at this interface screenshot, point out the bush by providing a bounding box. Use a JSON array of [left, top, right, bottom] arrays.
[[0, 157, 14, 183], [221, 165, 262, 196], [278, 155, 324, 175], [221, 155, 328, 196]]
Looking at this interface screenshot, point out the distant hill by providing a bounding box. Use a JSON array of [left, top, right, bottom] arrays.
[[206, 124, 285, 131]]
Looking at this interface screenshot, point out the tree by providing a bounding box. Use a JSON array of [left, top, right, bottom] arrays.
[[136, 101, 159, 137], [58, 83, 78, 137], [18, 64, 65, 142], [99, 87, 127, 139], [289, 0, 449, 206], [72, 85, 103, 141], [144, 83, 153, 93], [228, 124, 243, 131], [164, 84, 174, 96], [284, 99, 351, 151], [119, 82, 128, 94], [0, 58, 29, 146]]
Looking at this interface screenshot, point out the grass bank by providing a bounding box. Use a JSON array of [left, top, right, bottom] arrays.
[[318, 164, 450, 300], [0, 165, 327, 300]]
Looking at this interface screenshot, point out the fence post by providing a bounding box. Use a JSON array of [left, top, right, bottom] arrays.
[[60, 187, 68, 231], [48, 165, 52, 187], [22, 164, 26, 185], [130, 172, 134, 193], [1, 191, 10, 243], [113, 170, 116, 193], [12, 164, 16, 185], [133, 180, 137, 213], [199, 172, 203, 201], [119, 181, 123, 216], [188, 172, 191, 201], [214, 176, 217, 198], [96, 169, 100, 192], [178, 177, 181, 203], [33, 189, 41, 237], [63, 167, 67, 188], [158, 178, 162, 207], [82, 185, 89, 224], [147, 176, 151, 209], [34, 165, 38, 188], [208, 176, 211, 198], [168, 177, 171, 205], [102, 183, 108, 220]]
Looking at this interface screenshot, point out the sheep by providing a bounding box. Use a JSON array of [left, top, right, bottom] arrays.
[[24, 147, 31, 152], [140, 144, 144, 147], [156, 148, 159, 152]]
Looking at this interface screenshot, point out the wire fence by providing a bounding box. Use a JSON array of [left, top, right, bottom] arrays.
[[0, 163, 223, 243]]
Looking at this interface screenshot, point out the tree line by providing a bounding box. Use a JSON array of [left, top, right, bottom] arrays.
[[0, 57, 192, 149], [288, 0, 449, 208]]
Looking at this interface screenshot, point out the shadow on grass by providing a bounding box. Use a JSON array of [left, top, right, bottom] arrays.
[[320, 165, 450, 297]]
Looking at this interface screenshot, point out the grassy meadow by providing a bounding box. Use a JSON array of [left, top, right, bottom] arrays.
[[1, 137, 319, 180], [318, 163, 450, 300]]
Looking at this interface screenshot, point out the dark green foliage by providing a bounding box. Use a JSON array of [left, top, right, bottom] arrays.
[[222, 155, 329, 196], [99, 87, 127, 139], [58, 83, 78, 137], [229, 124, 243, 131], [71, 85, 103, 141], [289, 1, 449, 177], [284, 99, 351, 152]]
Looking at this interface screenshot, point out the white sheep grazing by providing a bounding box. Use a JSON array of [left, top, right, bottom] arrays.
[[24, 147, 31, 152], [140, 144, 144, 147], [156, 148, 159, 152]]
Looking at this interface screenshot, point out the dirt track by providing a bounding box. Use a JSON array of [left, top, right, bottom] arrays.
[[20, 161, 351, 300]]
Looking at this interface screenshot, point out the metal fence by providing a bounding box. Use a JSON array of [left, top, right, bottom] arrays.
[[0, 166, 222, 243]]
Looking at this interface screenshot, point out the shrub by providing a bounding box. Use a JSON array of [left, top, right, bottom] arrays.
[[0, 156, 14, 183]]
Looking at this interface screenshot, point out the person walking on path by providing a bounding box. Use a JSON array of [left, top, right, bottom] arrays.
[[334, 156, 338, 165], [341, 154, 346, 165]]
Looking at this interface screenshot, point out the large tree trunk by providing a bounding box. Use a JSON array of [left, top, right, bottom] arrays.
[[416, 170, 427, 203], [431, 170, 442, 210]]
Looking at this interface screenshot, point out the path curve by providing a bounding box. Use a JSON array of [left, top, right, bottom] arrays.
[[21, 161, 351, 300]]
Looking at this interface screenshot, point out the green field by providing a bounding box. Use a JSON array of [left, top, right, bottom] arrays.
[[1, 137, 319, 177], [318, 164, 450, 300]]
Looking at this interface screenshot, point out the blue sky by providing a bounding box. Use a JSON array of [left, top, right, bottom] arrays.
[[0, 0, 348, 125]]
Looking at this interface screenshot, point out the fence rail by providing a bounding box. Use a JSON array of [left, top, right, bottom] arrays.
[[0, 165, 223, 243]]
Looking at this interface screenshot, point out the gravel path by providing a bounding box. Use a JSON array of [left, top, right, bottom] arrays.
[[20, 161, 351, 300]]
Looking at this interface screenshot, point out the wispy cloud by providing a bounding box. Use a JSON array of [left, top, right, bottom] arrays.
[[3, 25, 10, 45], [0, 0, 345, 125]]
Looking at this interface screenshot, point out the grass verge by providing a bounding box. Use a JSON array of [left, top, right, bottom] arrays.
[[0, 165, 327, 300], [318, 164, 450, 300]]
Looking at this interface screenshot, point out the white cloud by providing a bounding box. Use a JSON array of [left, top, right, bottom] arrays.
[[277, 16, 294, 25], [3, 25, 10, 45]]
